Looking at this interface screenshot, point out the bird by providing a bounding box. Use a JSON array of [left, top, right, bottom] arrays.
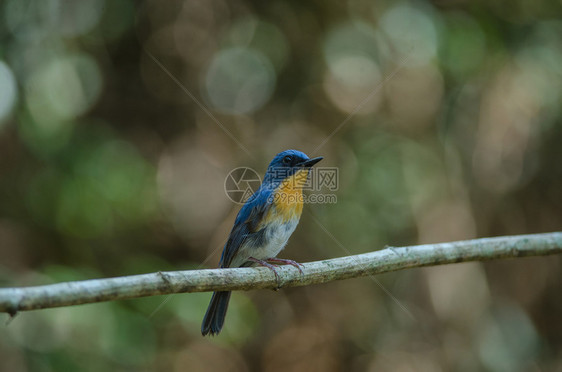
[[201, 149, 323, 336]]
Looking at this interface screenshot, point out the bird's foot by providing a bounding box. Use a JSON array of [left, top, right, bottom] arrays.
[[248, 257, 281, 289], [266, 258, 304, 275]]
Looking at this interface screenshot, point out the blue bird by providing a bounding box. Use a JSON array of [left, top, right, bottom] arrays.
[[201, 149, 323, 336]]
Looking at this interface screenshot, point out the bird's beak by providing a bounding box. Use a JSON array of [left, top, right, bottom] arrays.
[[298, 157, 323, 168]]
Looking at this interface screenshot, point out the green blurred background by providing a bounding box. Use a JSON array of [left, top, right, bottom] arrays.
[[1, 0, 561, 371]]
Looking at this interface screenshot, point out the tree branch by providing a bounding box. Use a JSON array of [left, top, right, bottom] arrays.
[[1, 232, 561, 315]]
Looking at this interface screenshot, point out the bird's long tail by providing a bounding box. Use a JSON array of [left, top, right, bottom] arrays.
[[201, 291, 231, 336]]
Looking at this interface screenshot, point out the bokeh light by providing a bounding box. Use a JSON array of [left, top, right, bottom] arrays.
[[4, 0, 106, 40], [25, 53, 102, 124], [0, 61, 17, 126], [379, 3, 440, 66], [323, 22, 382, 115], [204, 47, 276, 114], [224, 17, 290, 72]]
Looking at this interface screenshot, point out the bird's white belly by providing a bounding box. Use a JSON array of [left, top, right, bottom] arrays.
[[244, 219, 299, 263], [257, 219, 298, 259]]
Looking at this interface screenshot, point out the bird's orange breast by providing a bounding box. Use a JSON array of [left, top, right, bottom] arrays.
[[259, 169, 310, 227]]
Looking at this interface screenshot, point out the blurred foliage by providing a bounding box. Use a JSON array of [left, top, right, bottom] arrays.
[[0, 0, 561, 371]]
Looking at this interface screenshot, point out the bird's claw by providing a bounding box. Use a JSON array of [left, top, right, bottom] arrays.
[[248, 257, 282, 289], [266, 258, 305, 276]]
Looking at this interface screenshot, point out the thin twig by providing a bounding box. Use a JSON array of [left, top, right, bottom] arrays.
[[1, 233, 560, 314]]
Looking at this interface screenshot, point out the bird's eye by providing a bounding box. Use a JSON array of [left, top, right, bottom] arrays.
[[283, 156, 292, 164]]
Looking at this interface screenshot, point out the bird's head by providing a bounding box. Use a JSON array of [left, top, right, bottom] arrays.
[[263, 150, 323, 187]]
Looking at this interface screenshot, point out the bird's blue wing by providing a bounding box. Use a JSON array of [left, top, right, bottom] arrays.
[[219, 187, 273, 268]]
